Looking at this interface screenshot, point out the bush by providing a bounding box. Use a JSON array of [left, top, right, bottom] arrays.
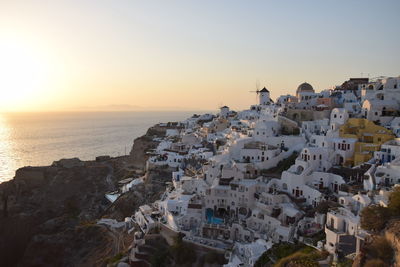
[[336, 258, 353, 267], [107, 252, 123, 263], [263, 152, 298, 174], [275, 251, 320, 267], [272, 244, 328, 267], [254, 251, 270, 267], [360, 205, 390, 232], [272, 242, 305, 259], [170, 234, 196, 264]]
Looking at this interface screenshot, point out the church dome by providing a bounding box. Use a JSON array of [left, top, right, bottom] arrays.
[[296, 82, 314, 93]]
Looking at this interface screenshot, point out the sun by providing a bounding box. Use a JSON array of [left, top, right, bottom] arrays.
[[0, 39, 50, 111]]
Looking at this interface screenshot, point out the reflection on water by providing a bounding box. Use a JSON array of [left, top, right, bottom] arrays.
[[0, 111, 199, 183], [0, 114, 17, 183]]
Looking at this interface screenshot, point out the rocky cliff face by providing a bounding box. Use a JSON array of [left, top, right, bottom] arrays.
[[129, 125, 165, 170], [0, 160, 119, 266], [385, 220, 400, 265], [0, 124, 171, 266]]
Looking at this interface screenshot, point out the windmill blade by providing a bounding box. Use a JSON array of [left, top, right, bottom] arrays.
[[256, 80, 260, 91]]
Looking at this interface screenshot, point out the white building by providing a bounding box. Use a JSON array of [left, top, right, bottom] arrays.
[[259, 87, 271, 105], [324, 207, 359, 254]]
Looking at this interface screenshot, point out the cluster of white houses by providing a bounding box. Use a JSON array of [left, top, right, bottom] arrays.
[[130, 76, 400, 266]]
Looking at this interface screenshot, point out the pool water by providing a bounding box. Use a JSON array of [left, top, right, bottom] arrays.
[[206, 209, 224, 224]]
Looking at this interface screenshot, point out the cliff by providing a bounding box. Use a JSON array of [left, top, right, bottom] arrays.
[[0, 124, 167, 267], [0, 160, 119, 266], [385, 220, 400, 265], [129, 125, 165, 169]]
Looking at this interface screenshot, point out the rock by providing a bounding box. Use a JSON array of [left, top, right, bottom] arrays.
[[0, 161, 118, 266], [20, 224, 115, 267], [129, 134, 159, 170], [52, 158, 84, 168], [96, 155, 111, 162]]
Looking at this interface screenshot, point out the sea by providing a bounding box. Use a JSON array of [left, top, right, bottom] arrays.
[[0, 111, 203, 183]]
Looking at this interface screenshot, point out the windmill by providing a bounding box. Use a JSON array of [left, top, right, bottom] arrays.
[[249, 80, 261, 104]]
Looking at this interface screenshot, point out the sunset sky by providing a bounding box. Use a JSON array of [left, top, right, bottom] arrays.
[[0, 0, 399, 112]]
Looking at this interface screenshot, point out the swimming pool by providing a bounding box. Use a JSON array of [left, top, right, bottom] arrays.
[[206, 208, 224, 224]]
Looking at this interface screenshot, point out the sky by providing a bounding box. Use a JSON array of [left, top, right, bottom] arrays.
[[0, 0, 399, 112]]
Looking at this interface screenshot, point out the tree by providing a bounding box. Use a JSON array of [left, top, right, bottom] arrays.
[[360, 205, 390, 232], [170, 233, 196, 264]]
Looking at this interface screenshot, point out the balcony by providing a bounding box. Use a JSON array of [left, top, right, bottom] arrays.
[[325, 224, 344, 234]]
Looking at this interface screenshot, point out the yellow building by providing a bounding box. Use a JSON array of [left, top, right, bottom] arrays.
[[339, 118, 395, 166]]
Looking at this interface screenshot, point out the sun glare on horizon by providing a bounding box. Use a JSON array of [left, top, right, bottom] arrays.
[[0, 37, 52, 111]]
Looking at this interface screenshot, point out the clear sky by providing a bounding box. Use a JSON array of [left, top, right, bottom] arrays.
[[0, 0, 399, 112]]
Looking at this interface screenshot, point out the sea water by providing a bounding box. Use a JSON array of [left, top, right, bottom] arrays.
[[0, 111, 202, 183]]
